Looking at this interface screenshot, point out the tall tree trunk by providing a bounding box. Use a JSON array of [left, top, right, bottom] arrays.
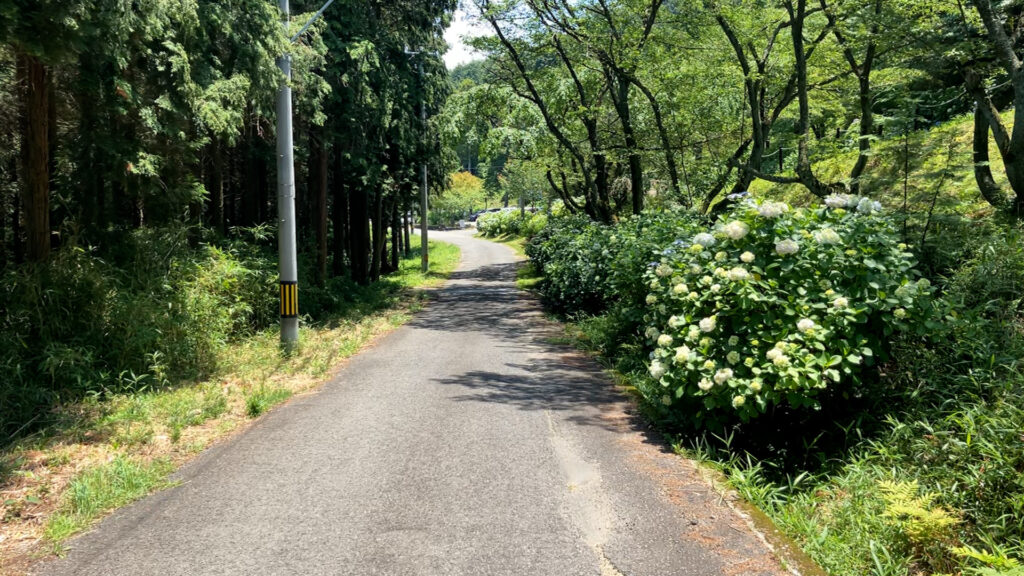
[[369, 189, 384, 282], [17, 50, 51, 262], [332, 144, 347, 277], [13, 181, 23, 263], [257, 149, 269, 224], [3, 156, 15, 266], [243, 133, 259, 227], [209, 140, 225, 233], [389, 198, 399, 272], [789, 0, 831, 198], [350, 185, 369, 285], [629, 74, 683, 201], [313, 130, 328, 285], [848, 71, 874, 191], [403, 203, 411, 257], [973, 105, 1011, 210], [609, 73, 644, 214]]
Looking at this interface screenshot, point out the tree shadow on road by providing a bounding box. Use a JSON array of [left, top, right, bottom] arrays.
[[433, 356, 670, 450]]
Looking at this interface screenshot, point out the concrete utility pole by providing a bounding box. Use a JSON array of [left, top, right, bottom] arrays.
[[404, 49, 430, 273], [276, 0, 299, 348], [419, 57, 429, 274], [276, 0, 337, 349]]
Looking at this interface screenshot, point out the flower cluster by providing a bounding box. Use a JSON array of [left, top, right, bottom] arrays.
[[641, 198, 930, 424]]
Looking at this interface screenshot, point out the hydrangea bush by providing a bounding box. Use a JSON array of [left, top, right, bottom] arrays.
[[476, 210, 547, 238], [525, 215, 613, 312], [642, 195, 932, 423], [526, 212, 703, 316]]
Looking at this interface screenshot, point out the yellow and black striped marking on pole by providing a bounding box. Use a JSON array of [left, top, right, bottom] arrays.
[[280, 281, 298, 318]]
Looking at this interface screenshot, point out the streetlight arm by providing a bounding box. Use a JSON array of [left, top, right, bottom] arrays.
[[290, 0, 337, 43]]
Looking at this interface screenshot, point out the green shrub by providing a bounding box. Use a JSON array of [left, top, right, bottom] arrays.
[[525, 211, 705, 317], [245, 386, 292, 417], [477, 209, 520, 237], [520, 211, 548, 238], [477, 209, 549, 238], [642, 197, 932, 424], [0, 225, 279, 442]]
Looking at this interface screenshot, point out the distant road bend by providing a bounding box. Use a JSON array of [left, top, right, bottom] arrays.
[[38, 230, 790, 576]]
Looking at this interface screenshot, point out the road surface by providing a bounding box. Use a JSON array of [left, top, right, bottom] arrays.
[[37, 230, 789, 576]]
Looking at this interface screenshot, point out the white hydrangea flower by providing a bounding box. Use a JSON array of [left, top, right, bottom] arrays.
[[894, 308, 907, 319], [645, 326, 660, 340], [701, 275, 713, 286], [661, 395, 673, 406], [758, 201, 789, 218], [749, 379, 763, 392], [833, 296, 849, 309], [673, 283, 688, 294], [766, 348, 783, 361], [727, 267, 750, 282], [740, 251, 755, 263], [655, 264, 673, 278], [649, 279, 660, 289], [711, 283, 722, 293], [714, 368, 734, 384], [646, 294, 658, 305], [732, 395, 746, 408], [698, 378, 714, 391], [649, 360, 666, 380], [693, 233, 717, 248], [728, 335, 739, 346], [699, 316, 717, 332], [814, 228, 842, 245], [797, 318, 816, 333], [775, 239, 800, 255], [687, 325, 701, 340], [856, 197, 882, 214], [723, 220, 750, 240], [668, 315, 683, 328], [824, 193, 850, 209], [700, 337, 713, 348], [657, 334, 674, 347], [689, 264, 703, 274], [714, 251, 727, 262], [674, 345, 692, 364], [772, 354, 791, 368], [727, 351, 741, 365], [702, 359, 716, 370], [688, 291, 700, 300]]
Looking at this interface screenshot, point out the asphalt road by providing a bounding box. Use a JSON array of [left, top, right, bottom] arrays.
[[36, 230, 788, 576]]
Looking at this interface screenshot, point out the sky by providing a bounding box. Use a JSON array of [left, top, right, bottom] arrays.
[[444, 8, 488, 69]]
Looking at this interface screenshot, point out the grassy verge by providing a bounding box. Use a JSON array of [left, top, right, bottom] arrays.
[[0, 240, 460, 573]]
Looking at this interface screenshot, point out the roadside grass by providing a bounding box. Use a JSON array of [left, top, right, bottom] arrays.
[[43, 456, 175, 547], [515, 261, 543, 291], [0, 240, 460, 572]]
